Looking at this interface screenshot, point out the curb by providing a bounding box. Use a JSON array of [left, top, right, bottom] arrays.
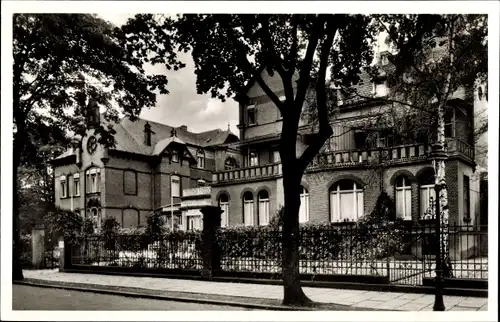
[[13, 280, 313, 311]]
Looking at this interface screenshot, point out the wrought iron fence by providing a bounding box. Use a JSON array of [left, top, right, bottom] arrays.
[[216, 223, 488, 286], [67, 223, 487, 287], [71, 233, 203, 270]]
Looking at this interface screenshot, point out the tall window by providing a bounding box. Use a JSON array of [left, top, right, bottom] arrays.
[[271, 150, 280, 163], [85, 168, 101, 193], [60, 175, 67, 198], [225, 157, 238, 170], [219, 194, 229, 227], [73, 173, 80, 196], [395, 176, 412, 220], [463, 175, 470, 222], [247, 105, 256, 125], [258, 190, 270, 226], [249, 151, 258, 167], [171, 175, 180, 197], [243, 192, 254, 226], [197, 149, 205, 169], [330, 180, 364, 222], [299, 186, 310, 223], [419, 170, 436, 218]]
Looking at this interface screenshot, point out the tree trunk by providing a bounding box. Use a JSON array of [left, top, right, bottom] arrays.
[[13, 130, 25, 280], [281, 158, 313, 306], [435, 103, 452, 277]]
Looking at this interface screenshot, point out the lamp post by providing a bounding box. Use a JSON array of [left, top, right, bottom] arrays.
[[431, 141, 447, 311]]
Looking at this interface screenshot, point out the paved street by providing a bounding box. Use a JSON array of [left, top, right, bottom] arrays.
[[22, 270, 489, 311], [13, 285, 253, 310]]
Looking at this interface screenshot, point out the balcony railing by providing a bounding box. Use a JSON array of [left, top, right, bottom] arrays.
[[447, 138, 474, 160], [212, 163, 282, 184], [212, 139, 473, 184], [310, 143, 430, 169], [183, 186, 211, 198]]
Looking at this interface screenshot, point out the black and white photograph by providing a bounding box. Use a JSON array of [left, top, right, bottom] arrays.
[[1, 1, 498, 321]]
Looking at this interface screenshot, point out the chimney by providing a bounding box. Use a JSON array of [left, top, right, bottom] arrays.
[[144, 122, 152, 146], [179, 125, 188, 131]]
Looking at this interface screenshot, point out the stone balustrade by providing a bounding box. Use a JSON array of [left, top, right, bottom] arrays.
[[212, 163, 282, 184]]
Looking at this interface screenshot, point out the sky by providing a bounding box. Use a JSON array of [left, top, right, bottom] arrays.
[[99, 13, 394, 137], [99, 13, 240, 136]]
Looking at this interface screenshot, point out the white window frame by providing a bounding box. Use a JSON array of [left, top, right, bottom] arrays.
[[73, 173, 80, 197], [60, 175, 67, 198], [395, 177, 412, 220], [243, 193, 254, 226], [247, 105, 256, 125], [258, 191, 270, 226], [249, 151, 258, 167], [197, 149, 205, 169], [85, 168, 100, 193], [330, 181, 364, 223], [299, 186, 310, 223], [219, 196, 229, 227], [420, 184, 436, 218], [171, 175, 180, 198]]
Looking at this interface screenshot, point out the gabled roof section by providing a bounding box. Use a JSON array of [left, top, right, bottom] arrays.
[[52, 116, 240, 162], [152, 136, 187, 156]]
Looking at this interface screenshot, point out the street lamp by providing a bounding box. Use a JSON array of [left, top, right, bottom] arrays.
[[430, 141, 448, 311]]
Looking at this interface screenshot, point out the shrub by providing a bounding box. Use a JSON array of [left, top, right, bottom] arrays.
[[347, 192, 406, 260], [45, 207, 85, 246]]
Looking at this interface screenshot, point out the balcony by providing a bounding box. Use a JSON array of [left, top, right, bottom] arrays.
[[212, 139, 473, 184], [308, 138, 474, 170], [212, 163, 282, 184], [182, 186, 211, 198]]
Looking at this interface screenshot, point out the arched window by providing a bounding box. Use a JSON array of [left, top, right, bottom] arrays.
[[299, 186, 309, 223], [243, 191, 254, 226], [219, 194, 229, 227], [258, 190, 270, 226], [330, 179, 364, 222], [197, 149, 205, 169], [85, 167, 101, 193], [419, 169, 436, 218], [395, 176, 412, 220], [225, 157, 238, 170]]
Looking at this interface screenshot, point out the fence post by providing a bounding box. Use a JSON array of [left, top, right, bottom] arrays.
[[58, 236, 72, 271], [200, 206, 223, 280], [32, 220, 45, 269]]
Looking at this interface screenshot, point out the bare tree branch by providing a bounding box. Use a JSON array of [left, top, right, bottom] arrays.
[[259, 16, 294, 110], [297, 19, 337, 171], [294, 15, 325, 116]]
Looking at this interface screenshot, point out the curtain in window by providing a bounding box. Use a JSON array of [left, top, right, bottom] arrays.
[[420, 185, 436, 217], [220, 202, 229, 227], [243, 200, 254, 226], [258, 199, 270, 225]]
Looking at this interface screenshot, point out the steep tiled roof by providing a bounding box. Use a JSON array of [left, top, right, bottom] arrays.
[[53, 117, 239, 161]]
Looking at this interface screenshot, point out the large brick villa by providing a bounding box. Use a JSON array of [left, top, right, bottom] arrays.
[[52, 51, 488, 234]]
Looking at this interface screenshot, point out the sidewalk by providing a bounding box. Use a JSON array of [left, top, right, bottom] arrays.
[[21, 269, 488, 311]]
